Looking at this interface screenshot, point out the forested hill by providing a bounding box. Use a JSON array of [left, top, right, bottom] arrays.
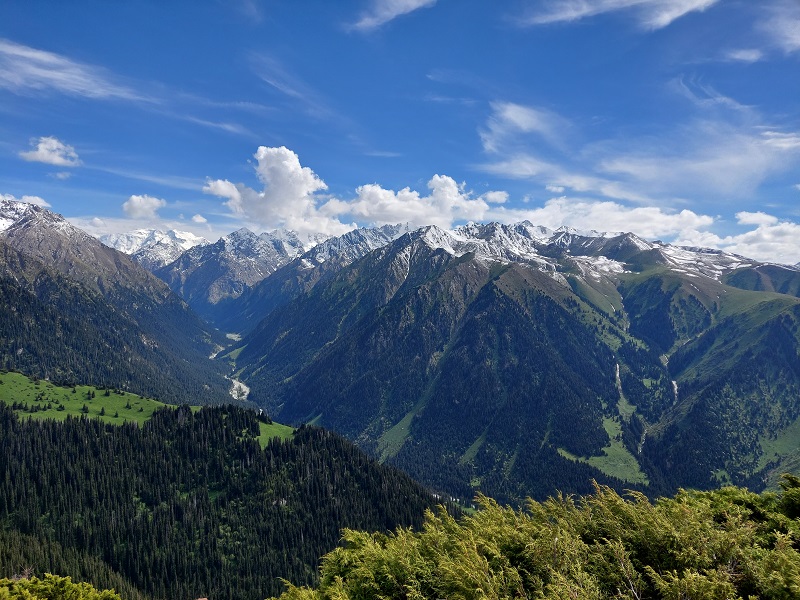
[[0, 404, 440, 600]]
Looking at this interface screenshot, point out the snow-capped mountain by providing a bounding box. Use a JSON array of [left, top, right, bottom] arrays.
[[388, 221, 763, 285], [0, 198, 37, 232], [101, 229, 210, 271], [297, 223, 407, 269], [153, 227, 313, 318]]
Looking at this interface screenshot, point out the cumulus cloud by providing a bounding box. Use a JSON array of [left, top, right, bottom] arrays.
[[676, 211, 800, 264], [191, 214, 208, 223], [0, 193, 50, 207], [338, 175, 492, 228], [351, 0, 436, 31], [489, 196, 714, 239], [483, 191, 508, 204], [519, 0, 720, 30], [205, 146, 505, 233], [0, 38, 143, 100], [736, 211, 779, 227], [19, 136, 81, 166], [122, 194, 166, 219], [204, 146, 351, 236]]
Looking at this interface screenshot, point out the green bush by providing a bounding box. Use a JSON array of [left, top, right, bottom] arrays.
[[0, 574, 120, 600], [274, 476, 800, 600]]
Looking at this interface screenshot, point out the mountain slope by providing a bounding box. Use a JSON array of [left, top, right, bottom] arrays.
[[0, 403, 440, 599], [233, 228, 646, 501], [154, 228, 310, 323], [0, 201, 229, 403], [211, 224, 406, 333], [230, 221, 800, 502]]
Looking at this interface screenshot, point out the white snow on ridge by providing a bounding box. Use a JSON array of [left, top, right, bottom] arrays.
[[0, 199, 34, 232], [101, 229, 209, 255]]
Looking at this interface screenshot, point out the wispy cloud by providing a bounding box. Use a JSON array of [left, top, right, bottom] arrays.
[[477, 88, 800, 210], [0, 38, 259, 140], [19, 136, 82, 166], [480, 101, 571, 153], [0, 38, 148, 101], [181, 116, 254, 137], [517, 0, 720, 30], [350, 0, 436, 31], [97, 167, 203, 191], [723, 48, 765, 63], [250, 54, 333, 119], [759, 1, 800, 54], [233, 0, 264, 23]]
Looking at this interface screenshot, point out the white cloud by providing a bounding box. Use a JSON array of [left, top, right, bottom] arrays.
[[677, 211, 800, 264], [0, 193, 50, 207], [597, 124, 800, 199], [19, 136, 81, 166], [481, 101, 570, 153], [49, 171, 72, 180], [519, 0, 719, 30], [761, 131, 800, 151], [250, 54, 336, 121], [204, 146, 351, 236], [338, 175, 491, 228], [204, 146, 501, 233], [480, 91, 800, 206], [191, 214, 208, 224], [351, 0, 436, 31], [0, 38, 144, 100], [724, 48, 764, 63], [736, 211, 779, 226], [122, 194, 166, 219], [760, 1, 800, 54], [489, 196, 713, 239], [483, 191, 508, 204]]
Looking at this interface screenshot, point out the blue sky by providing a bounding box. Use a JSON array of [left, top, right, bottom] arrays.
[[2, 0, 800, 262]]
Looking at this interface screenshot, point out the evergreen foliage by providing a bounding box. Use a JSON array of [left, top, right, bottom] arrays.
[[273, 478, 800, 600], [0, 404, 437, 599], [0, 574, 121, 600]]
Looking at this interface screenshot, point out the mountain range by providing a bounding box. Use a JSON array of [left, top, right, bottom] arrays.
[[210, 220, 800, 502], [5, 197, 800, 504]]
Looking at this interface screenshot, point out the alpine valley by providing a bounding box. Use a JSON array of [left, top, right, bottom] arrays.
[[98, 203, 800, 504], [4, 195, 800, 501]]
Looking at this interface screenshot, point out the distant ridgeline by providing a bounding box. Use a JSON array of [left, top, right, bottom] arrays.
[[0, 402, 439, 600]]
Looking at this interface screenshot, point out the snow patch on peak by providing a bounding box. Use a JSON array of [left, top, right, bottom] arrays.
[[417, 225, 459, 254], [0, 198, 35, 232], [102, 229, 208, 255], [101, 228, 210, 271]]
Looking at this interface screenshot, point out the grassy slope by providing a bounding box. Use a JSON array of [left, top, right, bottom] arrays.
[[0, 371, 294, 445]]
